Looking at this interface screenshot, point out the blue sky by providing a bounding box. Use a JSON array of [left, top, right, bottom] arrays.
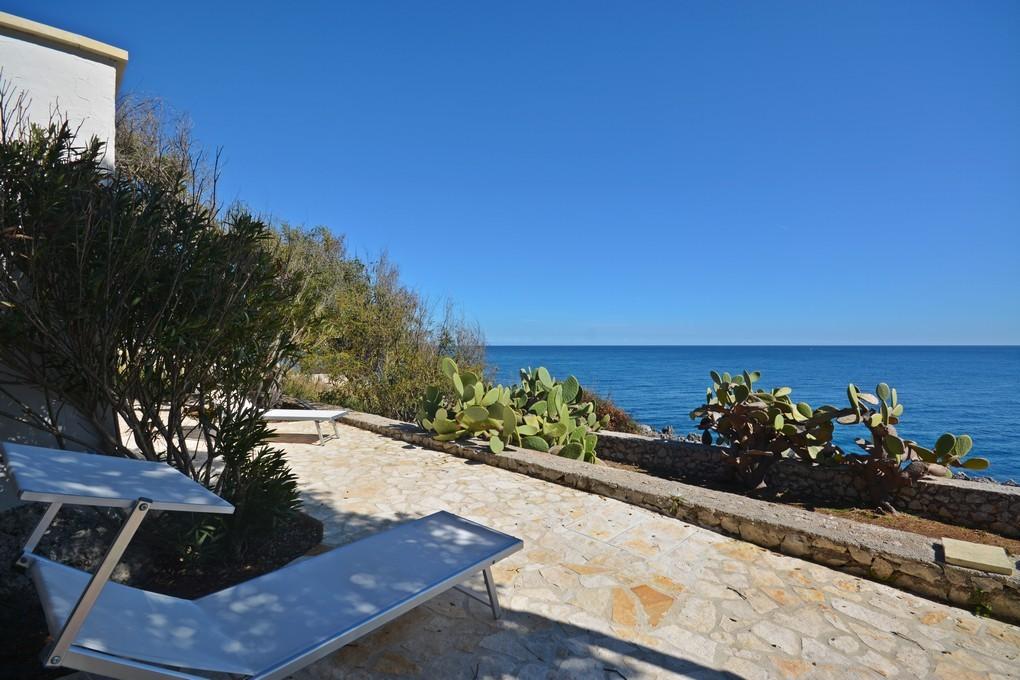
[[11, 1, 1019, 345]]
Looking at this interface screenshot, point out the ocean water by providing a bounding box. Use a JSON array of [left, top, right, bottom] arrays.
[[486, 346, 1020, 481]]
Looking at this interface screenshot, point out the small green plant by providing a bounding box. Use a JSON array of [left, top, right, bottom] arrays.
[[418, 358, 607, 462], [837, 383, 914, 505], [969, 587, 993, 618], [582, 389, 643, 433]]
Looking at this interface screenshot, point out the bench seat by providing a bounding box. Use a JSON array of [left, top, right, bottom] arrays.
[[262, 409, 347, 422], [262, 409, 348, 445]]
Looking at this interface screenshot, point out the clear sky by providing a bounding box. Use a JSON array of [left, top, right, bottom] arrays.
[[10, 1, 1019, 345]]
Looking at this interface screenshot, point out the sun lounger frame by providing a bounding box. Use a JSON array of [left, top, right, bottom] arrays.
[[4, 442, 522, 680]]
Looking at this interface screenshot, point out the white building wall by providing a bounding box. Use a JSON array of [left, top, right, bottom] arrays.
[[0, 16, 126, 508], [0, 26, 119, 163]]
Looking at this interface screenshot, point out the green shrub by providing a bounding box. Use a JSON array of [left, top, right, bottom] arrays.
[[690, 371, 841, 487], [691, 370, 988, 502], [835, 383, 987, 503], [275, 227, 485, 421], [216, 411, 302, 554], [280, 371, 330, 403], [582, 389, 643, 434], [0, 102, 302, 551], [418, 358, 608, 462]]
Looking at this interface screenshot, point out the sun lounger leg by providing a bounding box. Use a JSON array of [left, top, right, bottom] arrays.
[[314, 420, 324, 446], [483, 567, 501, 619], [45, 497, 151, 669], [20, 501, 62, 560]]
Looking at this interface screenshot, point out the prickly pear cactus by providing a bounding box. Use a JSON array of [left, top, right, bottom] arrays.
[[841, 383, 988, 476], [691, 371, 986, 503], [691, 370, 840, 462], [418, 357, 604, 462]]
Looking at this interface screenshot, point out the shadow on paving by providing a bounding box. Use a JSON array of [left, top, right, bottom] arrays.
[[270, 432, 329, 446], [0, 440, 736, 680], [296, 486, 739, 680]]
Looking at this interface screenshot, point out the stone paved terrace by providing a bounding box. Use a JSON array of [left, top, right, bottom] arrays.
[[268, 422, 1019, 679]]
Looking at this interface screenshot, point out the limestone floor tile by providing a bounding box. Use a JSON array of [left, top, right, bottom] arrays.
[[258, 422, 1020, 679]]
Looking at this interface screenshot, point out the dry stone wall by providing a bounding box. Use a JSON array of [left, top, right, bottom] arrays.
[[597, 430, 1020, 538], [592, 430, 731, 482]]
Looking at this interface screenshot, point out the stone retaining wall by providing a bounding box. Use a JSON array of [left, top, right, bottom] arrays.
[[594, 430, 730, 482], [897, 477, 1020, 538], [597, 430, 1020, 538], [335, 411, 1020, 624]]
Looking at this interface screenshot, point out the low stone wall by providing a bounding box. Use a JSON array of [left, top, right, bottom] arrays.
[[593, 430, 730, 482], [598, 430, 1020, 539], [762, 459, 866, 504], [763, 459, 1020, 538], [897, 478, 1020, 538], [335, 411, 1020, 624]]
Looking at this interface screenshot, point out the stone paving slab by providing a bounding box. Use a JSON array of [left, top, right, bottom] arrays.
[[62, 422, 1020, 679], [332, 411, 1020, 623], [264, 422, 1020, 679]]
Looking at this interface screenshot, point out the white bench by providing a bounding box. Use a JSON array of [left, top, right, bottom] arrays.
[[262, 408, 348, 445], [3, 442, 523, 680]]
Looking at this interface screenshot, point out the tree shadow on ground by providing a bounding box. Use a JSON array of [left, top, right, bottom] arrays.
[[297, 486, 740, 680], [0, 432, 740, 680], [270, 432, 326, 445]]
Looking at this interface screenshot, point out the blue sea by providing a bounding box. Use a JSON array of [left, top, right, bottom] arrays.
[[486, 346, 1020, 481]]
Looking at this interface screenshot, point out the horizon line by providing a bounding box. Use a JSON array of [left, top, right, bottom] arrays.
[[484, 343, 1020, 348]]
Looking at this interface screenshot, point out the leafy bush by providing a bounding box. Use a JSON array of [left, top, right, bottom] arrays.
[[216, 412, 302, 553], [692, 370, 988, 501], [582, 389, 643, 434], [280, 371, 331, 404], [115, 94, 218, 207], [275, 226, 486, 421], [0, 99, 302, 550], [835, 383, 987, 503], [690, 370, 842, 486], [418, 358, 607, 462]]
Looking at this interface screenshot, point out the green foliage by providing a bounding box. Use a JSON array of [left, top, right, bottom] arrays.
[[837, 384, 989, 495], [418, 358, 606, 463], [216, 411, 302, 553], [834, 383, 914, 503], [692, 371, 985, 501], [915, 433, 988, 472], [692, 371, 839, 460], [970, 588, 993, 618], [691, 371, 841, 487], [279, 371, 330, 403], [582, 389, 643, 434], [839, 383, 910, 461], [0, 98, 302, 553], [275, 227, 486, 421]]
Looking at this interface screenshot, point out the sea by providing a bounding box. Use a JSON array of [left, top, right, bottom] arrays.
[[485, 346, 1020, 481]]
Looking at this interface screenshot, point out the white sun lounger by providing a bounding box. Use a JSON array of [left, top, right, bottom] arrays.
[[262, 408, 348, 445], [2, 442, 523, 680]]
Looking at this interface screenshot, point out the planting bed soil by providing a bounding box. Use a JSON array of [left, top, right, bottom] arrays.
[[0, 505, 322, 680], [811, 505, 1020, 555], [600, 458, 1020, 555]]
